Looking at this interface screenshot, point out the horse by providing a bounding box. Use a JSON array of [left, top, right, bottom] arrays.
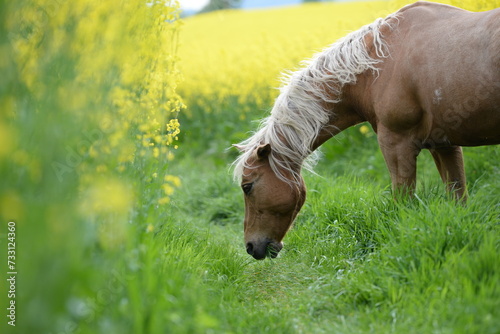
[[232, 1, 500, 260]]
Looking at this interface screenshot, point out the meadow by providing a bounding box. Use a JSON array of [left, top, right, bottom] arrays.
[[1, 0, 499, 333]]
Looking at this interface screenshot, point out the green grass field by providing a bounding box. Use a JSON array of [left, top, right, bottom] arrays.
[[1, 0, 499, 333], [159, 142, 500, 333]]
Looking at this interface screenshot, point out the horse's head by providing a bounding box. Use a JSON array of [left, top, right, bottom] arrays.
[[237, 143, 306, 260]]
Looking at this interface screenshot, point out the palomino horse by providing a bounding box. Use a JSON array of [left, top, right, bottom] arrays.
[[233, 1, 500, 260]]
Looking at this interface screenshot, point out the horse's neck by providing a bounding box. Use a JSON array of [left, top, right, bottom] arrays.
[[311, 99, 366, 151]]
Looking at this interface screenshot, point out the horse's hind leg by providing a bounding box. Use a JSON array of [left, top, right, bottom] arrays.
[[429, 146, 468, 202]]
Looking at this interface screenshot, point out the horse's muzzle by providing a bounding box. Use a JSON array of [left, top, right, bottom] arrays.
[[246, 240, 283, 260]]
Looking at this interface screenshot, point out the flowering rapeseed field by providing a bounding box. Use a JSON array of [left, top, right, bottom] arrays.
[[2, 0, 183, 223], [178, 0, 499, 153], [1, 0, 184, 332]]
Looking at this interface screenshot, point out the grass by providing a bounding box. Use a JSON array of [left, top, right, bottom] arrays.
[[148, 135, 499, 333]]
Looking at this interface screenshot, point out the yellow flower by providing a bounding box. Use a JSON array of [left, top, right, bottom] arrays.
[[162, 184, 175, 196], [359, 125, 370, 135], [164, 175, 181, 187], [158, 197, 170, 205]]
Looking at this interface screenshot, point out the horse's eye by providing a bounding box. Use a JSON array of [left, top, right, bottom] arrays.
[[242, 183, 253, 195]]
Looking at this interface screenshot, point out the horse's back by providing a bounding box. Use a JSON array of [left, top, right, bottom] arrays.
[[373, 2, 500, 146]]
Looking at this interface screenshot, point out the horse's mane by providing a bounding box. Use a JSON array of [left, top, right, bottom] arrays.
[[233, 15, 396, 185]]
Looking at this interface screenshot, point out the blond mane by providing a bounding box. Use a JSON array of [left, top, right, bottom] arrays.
[[233, 15, 396, 185]]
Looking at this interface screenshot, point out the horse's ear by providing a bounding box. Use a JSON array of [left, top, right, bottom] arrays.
[[256, 143, 271, 159], [232, 144, 245, 152]]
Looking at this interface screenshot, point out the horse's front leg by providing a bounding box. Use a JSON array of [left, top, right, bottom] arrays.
[[377, 130, 421, 198], [429, 146, 468, 202]]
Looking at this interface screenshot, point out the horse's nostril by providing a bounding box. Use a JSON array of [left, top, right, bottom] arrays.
[[246, 242, 254, 256]]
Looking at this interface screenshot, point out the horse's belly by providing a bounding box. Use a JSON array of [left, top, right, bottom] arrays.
[[442, 114, 500, 147], [427, 74, 500, 146], [428, 98, 500, 147]]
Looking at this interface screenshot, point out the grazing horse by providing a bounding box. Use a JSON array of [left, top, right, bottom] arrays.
[[233, 1, 500, 260]]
